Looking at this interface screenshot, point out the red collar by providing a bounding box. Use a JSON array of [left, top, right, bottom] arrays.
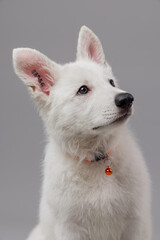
[[84, 150, 112, 175]]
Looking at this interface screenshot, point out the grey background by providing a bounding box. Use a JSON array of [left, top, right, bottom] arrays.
[[0, 0, 160, 239]]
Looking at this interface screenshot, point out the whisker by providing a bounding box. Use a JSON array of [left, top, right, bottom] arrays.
[[102, 113, 117, 117], [104, 109, 117, 113]]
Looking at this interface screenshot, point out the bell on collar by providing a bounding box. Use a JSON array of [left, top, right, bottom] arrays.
[[105, 166, 112, 175]]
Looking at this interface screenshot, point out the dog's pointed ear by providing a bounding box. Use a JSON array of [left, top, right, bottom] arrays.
[[13, 48, 59, 107], [77, 26, 106, 65]]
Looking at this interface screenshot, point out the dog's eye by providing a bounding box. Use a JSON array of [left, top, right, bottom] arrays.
[[77, 85, 89, 95], [109, 79, 115, 87]]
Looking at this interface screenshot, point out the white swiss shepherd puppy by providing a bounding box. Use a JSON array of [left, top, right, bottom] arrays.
[[13, 26, 152, 240]]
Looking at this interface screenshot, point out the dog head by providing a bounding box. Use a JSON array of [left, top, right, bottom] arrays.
[[13, 26, 134, 154]]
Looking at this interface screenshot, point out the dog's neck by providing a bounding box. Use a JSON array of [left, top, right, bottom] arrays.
[[50, 126, 126, 163], [51, 134, 118, 164]]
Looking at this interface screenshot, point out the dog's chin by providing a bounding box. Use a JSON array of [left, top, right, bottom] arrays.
[[92, 109, 132, 131]]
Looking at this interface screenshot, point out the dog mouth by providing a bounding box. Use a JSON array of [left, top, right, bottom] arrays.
[[92, 110, 132, 130]]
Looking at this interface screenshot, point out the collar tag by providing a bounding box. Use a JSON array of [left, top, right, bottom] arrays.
[[84, 150, 112, 175]]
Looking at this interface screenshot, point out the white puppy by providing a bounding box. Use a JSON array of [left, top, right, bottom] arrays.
[[13, 26, 152, 240]]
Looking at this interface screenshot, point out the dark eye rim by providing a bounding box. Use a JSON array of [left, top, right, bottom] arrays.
[[77, 85, 90, 95], [109, 79, 115, 87]]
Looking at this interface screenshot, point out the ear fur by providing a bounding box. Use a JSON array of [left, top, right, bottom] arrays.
[[13, 48, 59, 96], [13, 48, 59, 110], [77, 26, 106, 65]]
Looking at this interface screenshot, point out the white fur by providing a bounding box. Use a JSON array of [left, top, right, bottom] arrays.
[[13, 26, 152, 240]]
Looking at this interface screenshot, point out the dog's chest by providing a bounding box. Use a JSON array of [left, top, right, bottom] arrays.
[[47, 160, 130, 239]]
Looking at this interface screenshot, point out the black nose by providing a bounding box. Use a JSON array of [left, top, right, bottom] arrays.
[[115, 93, 134, 110]]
